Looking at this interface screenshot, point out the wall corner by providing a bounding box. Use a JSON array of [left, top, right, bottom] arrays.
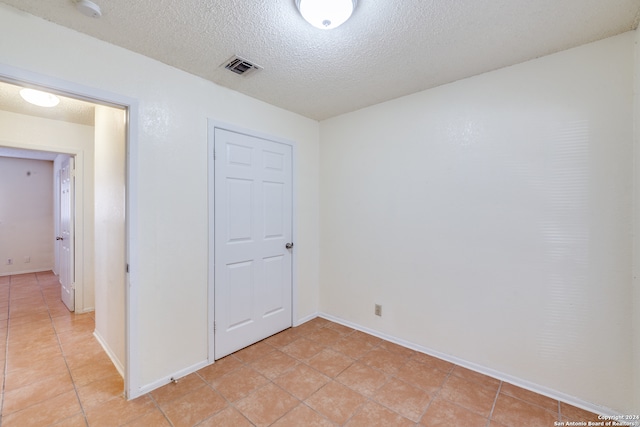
[[632, 26, 640, 414]]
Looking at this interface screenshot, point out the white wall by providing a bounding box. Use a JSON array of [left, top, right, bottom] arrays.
[[94, 105, 127, 375], [0, 157, 54, 275], [0, 110, 95, 312], [633, 26, 640, 415], [0, 3, 320, 394], [320, 32, 635, 413]]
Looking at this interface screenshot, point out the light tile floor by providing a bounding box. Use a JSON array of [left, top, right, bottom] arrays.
[[0, 271, 603, 426]]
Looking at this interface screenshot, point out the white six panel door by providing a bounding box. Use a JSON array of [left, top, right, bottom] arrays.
[[60, 156, 75, 311], [214, 128, 293, 359]]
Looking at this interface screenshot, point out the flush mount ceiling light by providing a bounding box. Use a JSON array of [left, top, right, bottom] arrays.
[[19, 88, 60, 108], [295, 0, 358, 30]]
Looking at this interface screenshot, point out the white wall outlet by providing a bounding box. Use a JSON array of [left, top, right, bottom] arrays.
[[24, 256, 30, 263], [6, 258, 12, 265], [375, 304, 382, 316]]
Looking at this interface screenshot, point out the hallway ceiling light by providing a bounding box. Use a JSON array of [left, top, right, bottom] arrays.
[[19, 88, 60, 108], [295, 0, 358, 30]]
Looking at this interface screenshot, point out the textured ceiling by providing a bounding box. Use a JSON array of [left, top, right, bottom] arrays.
[[0, 80, 94, 161], [1, 0, 639, 120]]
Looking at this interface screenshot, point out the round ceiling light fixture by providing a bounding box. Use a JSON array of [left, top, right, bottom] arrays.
[[19, 88, 60, 108], [295, 0, 358, 30], [76, 0, 102, 18]]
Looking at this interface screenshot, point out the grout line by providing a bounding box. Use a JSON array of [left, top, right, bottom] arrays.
[[37, 272, 90, 426], [192, 356, 260, 426], [334, 332, 383, 425], [308, 324, 419, 424], [285, 323, 418, 425], [146, 392, 176, 427], [486, 381, 503, 427], [558, 399, 562, 421], [277, 323, 367, 426], [417, 365, 454, 423]]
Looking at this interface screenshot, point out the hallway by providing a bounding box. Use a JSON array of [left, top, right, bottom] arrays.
[[0, 271, 121, 426], [0, 272, 603, 426]]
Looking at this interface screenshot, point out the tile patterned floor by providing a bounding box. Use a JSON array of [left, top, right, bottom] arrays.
[[0, 271, 603, 426]]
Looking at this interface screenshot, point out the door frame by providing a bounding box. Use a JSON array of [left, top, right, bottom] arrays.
[[1, 145, 86, 304], [0, 62, 140, 399], [207, 120, 299, 363]]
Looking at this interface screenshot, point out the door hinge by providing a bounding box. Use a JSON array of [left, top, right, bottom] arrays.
[[213, 150, 216, 160], [126, 263, 129, 273], [214, 322, 216, 333]]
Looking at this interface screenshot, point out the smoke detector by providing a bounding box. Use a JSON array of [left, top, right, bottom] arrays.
[[76, 0, 102, 18], [222, 55, 262, 76]]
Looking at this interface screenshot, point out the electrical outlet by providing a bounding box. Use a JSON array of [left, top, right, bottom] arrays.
[[375, 304, 382, 316], [24, 256, 30, 263], [6, 258, 12, 265]]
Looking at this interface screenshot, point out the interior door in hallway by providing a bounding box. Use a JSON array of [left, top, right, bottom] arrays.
[[59, 156, 74, 311], [214, 128, 293, 359]]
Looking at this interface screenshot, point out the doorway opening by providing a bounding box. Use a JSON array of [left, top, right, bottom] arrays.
[[0, 75, 134, 397], [207, 121, 297, 362]]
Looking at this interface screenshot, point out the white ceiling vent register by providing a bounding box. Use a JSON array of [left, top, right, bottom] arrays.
[[223, 56, 263, 76]]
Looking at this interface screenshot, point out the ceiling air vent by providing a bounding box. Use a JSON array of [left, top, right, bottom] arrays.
[[223, 55, 262, 76]]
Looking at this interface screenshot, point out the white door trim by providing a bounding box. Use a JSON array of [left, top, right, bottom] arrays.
[[207, 120, 299, 363], [0, 62, 141, 399]]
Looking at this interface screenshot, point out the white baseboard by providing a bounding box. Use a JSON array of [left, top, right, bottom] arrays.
[[135, 314, 319, 399], [135, 359, 210, 398], [294, 311, 318, 327], [0, 267, 54, 277], [93, 330, 125, 378], [318, 312, 623, 418]]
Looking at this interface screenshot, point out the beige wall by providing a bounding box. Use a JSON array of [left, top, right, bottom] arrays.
[[633, 26, 640, 415], [320, 32, 635, 413], [0, 157, 54, 275], [93, 105, 127, 375], [0, 3, 320, 394]]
